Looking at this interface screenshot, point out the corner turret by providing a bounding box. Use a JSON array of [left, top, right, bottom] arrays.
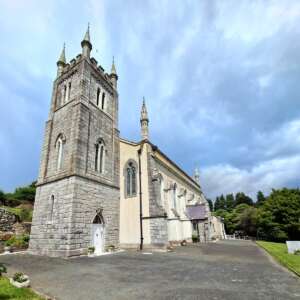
[[81, 24, 92, 58], [56, 43, 66, 77], [110, 56, 118, 89]]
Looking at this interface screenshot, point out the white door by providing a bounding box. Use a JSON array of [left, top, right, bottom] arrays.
[[93, 224, 104, 255]]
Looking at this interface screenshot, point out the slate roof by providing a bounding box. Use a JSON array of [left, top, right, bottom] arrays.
[[186, 204, 208, 220]]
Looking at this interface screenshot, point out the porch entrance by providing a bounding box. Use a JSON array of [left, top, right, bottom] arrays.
[[92, 213, 105, 255]]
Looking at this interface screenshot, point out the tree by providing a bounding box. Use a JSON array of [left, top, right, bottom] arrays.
[[0, 190, 6, 205], [258, 188, 300, 241], [214, 197, 221, 211], [207, 199, 213, 212], [256, 191, 266, 207], [219, 195, 226, 210], [225, 194, 235, 211], [13, 183, 36, 203], [237, 206, 258, 236], [235, 192, 253, 206]]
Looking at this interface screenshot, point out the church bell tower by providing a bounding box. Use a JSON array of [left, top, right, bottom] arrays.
[[29, 26, 120, 257]]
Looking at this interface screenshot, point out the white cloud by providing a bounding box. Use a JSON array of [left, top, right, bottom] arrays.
[[201, 154, 300, 199], [254, 119, 300, 158]]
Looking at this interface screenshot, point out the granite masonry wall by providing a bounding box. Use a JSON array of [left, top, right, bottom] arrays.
[[29, 52, 120, 257], [29, 176, 119, 257]]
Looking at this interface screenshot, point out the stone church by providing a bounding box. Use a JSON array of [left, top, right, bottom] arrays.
[[29, 27, 225, 257]]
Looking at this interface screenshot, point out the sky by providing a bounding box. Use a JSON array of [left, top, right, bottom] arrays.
[[0, 0, 300, 200]]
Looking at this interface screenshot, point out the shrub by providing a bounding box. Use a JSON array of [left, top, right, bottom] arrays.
[[5, 235, 29, 248], [88, 246, 95, 253], [12, 272, 27, 283], [19, 208, 32, 222], [192, 234, 199, 243], [0, 233, 13, 241], [294, 250, 300, 255], [0, 263, 7, 276], [23, 234, 30, 243], [4, 197, 21, 208]]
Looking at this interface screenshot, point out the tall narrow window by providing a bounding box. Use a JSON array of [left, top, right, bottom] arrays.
[[96, 88, 100, 106], [62, 85, 67, 105], [101, 92, 105, 110], [95, 140, 105, 173], [64, 85, 67, 103], [173, 183, 177, 210], [131, 166, 136, 194], [56, 137, 63, 171], [67, 82, 71, 101], [99, 144, 104, 173], [50, 195, 55, 220], [160, 177, 164, 204], [126, 161, 137, 197], [126, 168, 131, 196]]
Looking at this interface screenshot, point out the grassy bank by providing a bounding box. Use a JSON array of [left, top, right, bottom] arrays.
[[257, 241, 300, 276], [0, 277, 44, 299]]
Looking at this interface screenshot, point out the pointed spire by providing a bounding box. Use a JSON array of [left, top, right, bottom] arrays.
[[111, 56, 117, 75], [110, 56, 118, 89], [83, 23, 91, 43], [57, 43, 66, 65], [56, 43, 66, 77], [194, 167, 200, 184], [81, 23, 92, 57], [140, 97, 149, 122], [140, 97, 149, 140]]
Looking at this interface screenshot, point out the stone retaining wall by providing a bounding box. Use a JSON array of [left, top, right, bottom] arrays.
[[0, 208, 17, 232]]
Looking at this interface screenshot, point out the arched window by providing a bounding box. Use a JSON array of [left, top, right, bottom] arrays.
[[101, 92, 105, 110], [56, 136, 64, 171], [95, 140, 105, 173], [173, 183, 177, 210], [96, 88, 100, 106], [125, 161, 137, 197], [50, 195, 55, 220]]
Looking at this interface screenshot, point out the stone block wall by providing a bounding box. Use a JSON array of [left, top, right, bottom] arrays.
[[149, 217, 168, 247], [29, 176, 119, 257]]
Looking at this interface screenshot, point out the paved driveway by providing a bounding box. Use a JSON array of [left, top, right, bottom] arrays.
[[1, 240, 300, 300]]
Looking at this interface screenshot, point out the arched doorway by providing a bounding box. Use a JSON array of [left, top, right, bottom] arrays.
[[92, 212, 105, 255]]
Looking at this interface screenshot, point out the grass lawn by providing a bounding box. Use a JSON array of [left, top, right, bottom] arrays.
[[257, 241, 300, 276], [0, 277, 44, 300]]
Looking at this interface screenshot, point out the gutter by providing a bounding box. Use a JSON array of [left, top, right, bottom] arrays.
[[138, 143, 144, 250]]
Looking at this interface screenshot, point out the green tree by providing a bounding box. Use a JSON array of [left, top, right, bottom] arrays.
[[214, 197, 220, 211], [258, 188, 300, 241], [256, 191, 266, 207], [225, 194, 235, 211], [237, 206, 258, 236], [235, 192, 253, 206], [207, 199, 213, 212], [219, 194, 226, 210], [12, 182, 36, 203], [0, 190, 6, 205]]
